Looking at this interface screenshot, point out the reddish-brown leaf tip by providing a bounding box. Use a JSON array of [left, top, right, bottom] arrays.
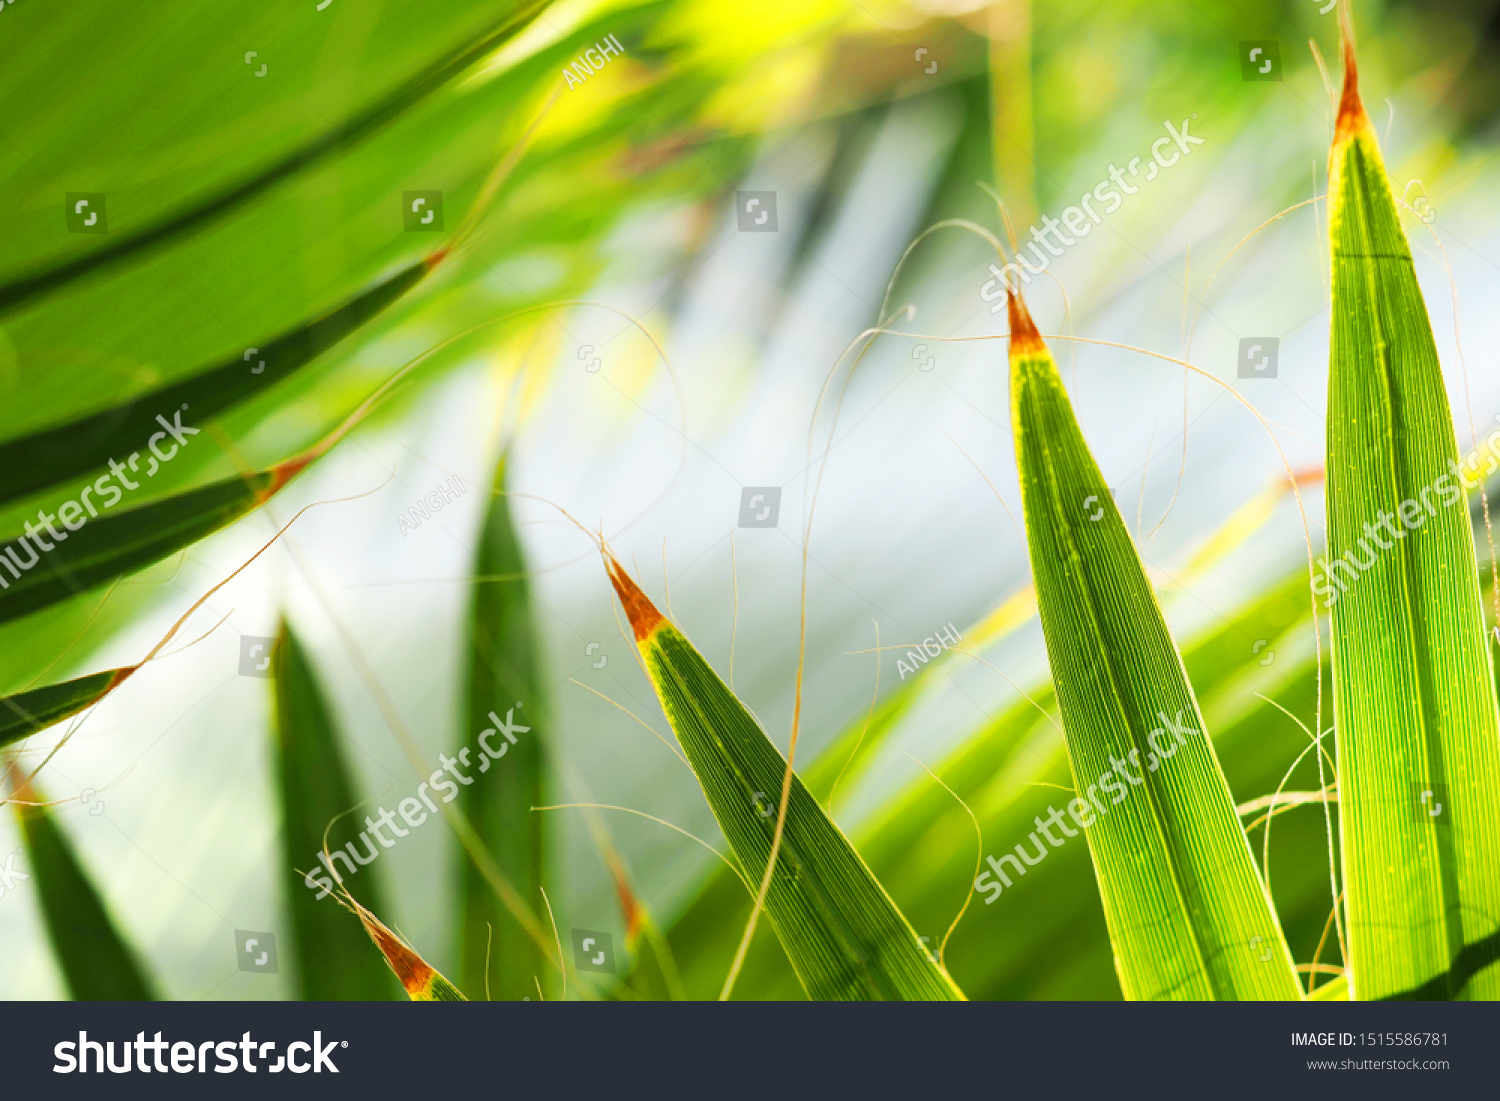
[[353, 902, 435, 997], [258, 454, 314, 502], [104, 665, 140, 694], [606, 849, 645, 948], [605, 555, 665, 643], [6, 769, 35, 805], [1334, 3, 1369, 145], [5, 771, 47, 825], [1007, 288, 1046, 358]]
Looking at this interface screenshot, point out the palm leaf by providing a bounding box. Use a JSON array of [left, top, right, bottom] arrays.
[[657, 565, 1330, 1000], [652, 483, 1328, 997], [348, 894, 467, 1001], [272, 622, 401, 1000], [0, 457, 309, 627], [8, 776, 157, 999], [1322, 20, 1500, 1000], [1308, 974, 1350, 1001], [0, 666, 137, 749], [0, 0, 552, 314], [605, 556, 963, 1001], [1006, 290, 1300, 1000], [456, 454, 549, 999], [0, 261, 428, 507]]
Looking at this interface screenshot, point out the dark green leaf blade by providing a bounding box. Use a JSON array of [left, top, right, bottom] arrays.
[[607, 558, 964, 1001], [272, 621, 402, 1000], [9, 777, 158, 999], [0, 261, 427, 507], [0, 456, 307, 628], [457, 454, 549, 999], [0, 666, 137, 749]]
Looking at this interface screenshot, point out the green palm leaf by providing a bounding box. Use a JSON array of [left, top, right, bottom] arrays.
[[605, 557, 964, 1001], [1322, 25, 1500, 1000], [0, 261, 427, 507], [456, 454, 549, 999], [0, 459, 307, 627], [0, 0, 551, 314], [0, 666, 137, 749], [1006, 291, 1300, 1000], [272, 622, 402, 1000], [8, 777, 157, 999], [654, 567, 1334, 1000]]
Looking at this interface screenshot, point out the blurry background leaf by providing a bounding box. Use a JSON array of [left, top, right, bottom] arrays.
[[0, 0, 551, 314], [0, 457, 309, 628], [272, 621, 402, 1000], [0, 261, 427, 507], [456, 453, 550, 999], [8, 776, 158, 1000]]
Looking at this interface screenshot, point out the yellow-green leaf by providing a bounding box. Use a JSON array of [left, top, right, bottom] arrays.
[[1308, 973, 1350, 1001], [606, 557, 964, 1001], [1007, 290, 1300, 1000], [0, 0, 551, 315], [1322, 25, 1500, 1000]]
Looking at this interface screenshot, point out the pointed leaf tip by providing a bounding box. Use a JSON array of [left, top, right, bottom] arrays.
[[1, 664, 143, 751], [1334, 3, 1368, 144], [605, 556, 664, 642], [606, 851, 645, 948], [260, 453, 316, 501], [609, 568, 964, 998], [1007, 290, 1046, 358], [1323, 0, 1500, 998], [348, 897, 465, 1000], [357, 907, 434, 995], [109, 665, 140, 687]]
